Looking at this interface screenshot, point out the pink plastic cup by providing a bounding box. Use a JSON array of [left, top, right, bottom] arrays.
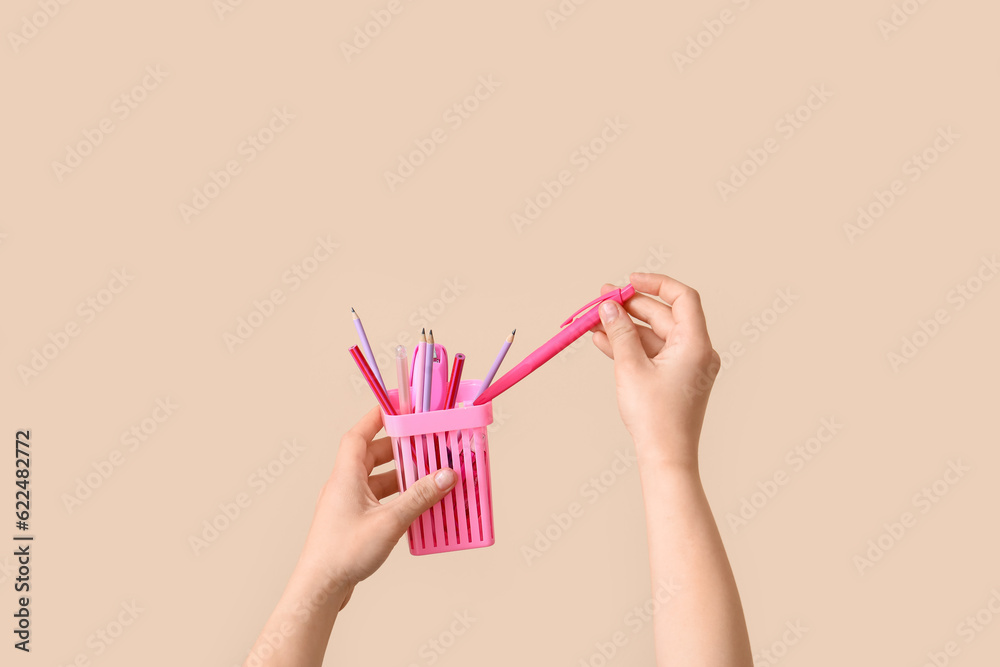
[[383, 379, 495, 555]]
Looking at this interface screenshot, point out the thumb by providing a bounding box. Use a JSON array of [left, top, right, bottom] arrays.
[[386, 468, 457, 534], [598, 300, 646, 370]]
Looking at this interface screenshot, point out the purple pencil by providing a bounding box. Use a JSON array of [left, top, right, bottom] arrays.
[[351, 307, 386, 392], [423, 329, 435, 412], [412, 330, 426, 413], [475, 330, 515, 399]]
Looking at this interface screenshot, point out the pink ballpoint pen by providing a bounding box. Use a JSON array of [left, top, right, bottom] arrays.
[[473, 284, 636, 405]]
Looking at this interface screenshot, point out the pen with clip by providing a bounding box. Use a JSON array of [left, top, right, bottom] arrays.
[[473, 284, 636, 405]]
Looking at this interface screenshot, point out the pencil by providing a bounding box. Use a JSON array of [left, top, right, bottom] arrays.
[[351, 307, 386, 392], [349, 345, 396, 415], [412, 330, 426, 413], [395, 345, 411, 415], [423, 329, 435, 412], [445, 353, 466, 410], [475, 329, 515, 399]]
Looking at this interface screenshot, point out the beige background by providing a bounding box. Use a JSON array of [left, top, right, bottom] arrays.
[[3, 0, 999, 665]]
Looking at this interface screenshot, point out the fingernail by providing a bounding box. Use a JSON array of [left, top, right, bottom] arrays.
[[435, 469, 455, 489], [600, 300, 618, 323]]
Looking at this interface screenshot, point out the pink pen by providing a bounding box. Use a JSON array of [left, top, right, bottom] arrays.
[[472, 284, 636, 406]]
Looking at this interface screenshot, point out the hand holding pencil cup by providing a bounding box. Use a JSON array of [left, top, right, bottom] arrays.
[[349, 311, 513, 555], [348, 286, 635, 555]]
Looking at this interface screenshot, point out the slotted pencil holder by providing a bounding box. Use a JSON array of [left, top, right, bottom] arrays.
[[383, 380, 495, 555]]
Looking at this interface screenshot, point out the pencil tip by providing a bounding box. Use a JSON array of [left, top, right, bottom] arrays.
[[350, 306, 355, 313], [512, 329, 516, 335], [421, 327, 426, 334]]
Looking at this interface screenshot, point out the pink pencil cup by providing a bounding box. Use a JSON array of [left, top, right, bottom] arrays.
[[384, 380, 495, 555]]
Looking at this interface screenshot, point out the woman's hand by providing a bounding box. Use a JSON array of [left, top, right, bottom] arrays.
[[592, 272, 753, 667], [296, 406, 458, 605], [244, 407, 458, 667], [590, 272, 722, 471]]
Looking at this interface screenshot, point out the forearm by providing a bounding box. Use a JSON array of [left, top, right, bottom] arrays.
[[637, 442, 752, 667], [244, 562, 348, 667]]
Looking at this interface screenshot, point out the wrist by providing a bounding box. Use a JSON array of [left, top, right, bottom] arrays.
[[635, 454, 706, 511], [632, 436, 701, 477], [291, 554, 351, 607], [247, 561, 347, 667], [287, 557, 351, 611]]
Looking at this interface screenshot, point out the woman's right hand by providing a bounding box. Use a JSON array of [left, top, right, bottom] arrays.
[[590, 272, 722, 471]]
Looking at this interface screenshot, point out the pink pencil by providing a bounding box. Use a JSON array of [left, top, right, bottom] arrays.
[[444, 353, 466, 410], [395, 345, 411, 415], [349, 345, 396, 415]]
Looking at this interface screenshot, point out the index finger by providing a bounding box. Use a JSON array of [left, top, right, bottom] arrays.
[[349, 405, 385, 443], [628, 272, 709, 336]]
